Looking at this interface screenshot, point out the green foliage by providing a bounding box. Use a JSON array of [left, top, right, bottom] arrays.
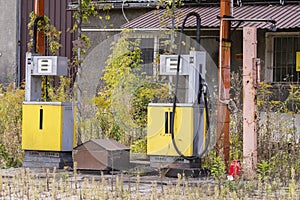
[[28, 12, 62, 55], [256, 82, 273, 108], [256, 82, 300, 113], [69, 0, 102, 89], [285, 84, 300, 113], [48, 77, 73, 102], [71, 0, 98, 31], [156, 0, 184, 22], [94, 30, 143, 144], [229, 70, 300, 182], [0, 85, 24, 168], [257, 160, 274, 182], [70, 0, 99, 51], [229, 71, 243, 161], [102, 32, 142, 93], [131, 81, 170, 127], [210, 156, 226, 181], [130, 138, 147, 153], [94, 30, 170, 147], [0, 144, 21, 168], [154, 0, 185, 51], [256, 83, 300, 181]]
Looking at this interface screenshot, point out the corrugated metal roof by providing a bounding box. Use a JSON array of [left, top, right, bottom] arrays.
[[122, 4, 300, 29]]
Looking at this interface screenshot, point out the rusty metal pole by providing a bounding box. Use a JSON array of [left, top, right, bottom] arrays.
[[34, 0, 45, 55], [243, 27, 258, 179], [217, 0, 231, 170]]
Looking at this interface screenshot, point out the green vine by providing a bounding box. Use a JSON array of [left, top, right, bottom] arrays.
[[27, 12, 61, 55]]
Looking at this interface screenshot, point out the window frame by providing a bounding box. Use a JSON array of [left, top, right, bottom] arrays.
[[265, 32, 300, 83]]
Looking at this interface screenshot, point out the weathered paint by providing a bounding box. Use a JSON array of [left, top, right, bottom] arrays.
[[216, 0, 231, 171], [34, 0, 45, 55], [242, 26, 258, 179]]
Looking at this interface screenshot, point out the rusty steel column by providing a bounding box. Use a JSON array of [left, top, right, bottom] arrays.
[[217, 0, 231, 170], [242, 27, 258, 179], [34, 0, 45, 55]]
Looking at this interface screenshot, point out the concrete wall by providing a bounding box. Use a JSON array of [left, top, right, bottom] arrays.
[[182, 29, 260, 75], [260, 112, 300, 143], [82, 8, 154, 53], [0, 0, 18, 85]]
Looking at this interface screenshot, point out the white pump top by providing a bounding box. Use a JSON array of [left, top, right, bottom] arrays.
[[159, 51, 206, 104], [25, 52, 68, 102]]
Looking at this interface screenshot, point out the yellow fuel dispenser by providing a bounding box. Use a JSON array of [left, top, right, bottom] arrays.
[[22, 52, 74, 168], [147, 13, 211, 171], [22, 101, 73, 151], [147, 51, 209, 168], [21, 16, 75, 168], [147, 103, 207, 157]]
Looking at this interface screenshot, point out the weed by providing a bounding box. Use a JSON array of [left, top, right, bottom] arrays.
[[0, 168, 297, 199]]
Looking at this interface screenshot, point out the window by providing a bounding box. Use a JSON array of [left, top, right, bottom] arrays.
[[140, 38, 154, 75], [128, 37, 155, 76], [130, 35, 170, 77], [265, 32, 300, 83]]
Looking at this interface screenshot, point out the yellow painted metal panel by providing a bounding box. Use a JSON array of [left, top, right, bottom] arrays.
[[22, 104, 63, 151], [73, 106, 77, 148], [296, 51, 300, 72], [147, 105, 194, 156], [202, 108, 207, 151]]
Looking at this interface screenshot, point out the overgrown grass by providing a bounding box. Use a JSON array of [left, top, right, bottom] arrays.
[[0, 168, 299, 199], [0, 57, 300, 200], [0, 84, 24, 168], [224, 71, 300, 183]]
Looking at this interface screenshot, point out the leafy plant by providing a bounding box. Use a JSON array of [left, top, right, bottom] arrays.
[[48, 77, 73, 102], [256, 83, 300, 181], [229, 71, 243, 161], [210, 156, 226, 181], [0, 84, 24, 168], [94, 30, 170, 147], [27, 12, 62, 55], [71, 0, 98, 33], [130, 138, 147, 153], [130, 81, 170, 127], [94, 30, 142, 144], [257, 160, 273, 182]]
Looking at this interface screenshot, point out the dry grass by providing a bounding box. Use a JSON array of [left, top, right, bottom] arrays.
[[0, 167, 299, 200]]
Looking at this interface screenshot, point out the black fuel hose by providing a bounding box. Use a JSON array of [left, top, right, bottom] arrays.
[[32, 16, 50, 101], [170, 12, 210, 161], [33, 16, 45, 54]]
